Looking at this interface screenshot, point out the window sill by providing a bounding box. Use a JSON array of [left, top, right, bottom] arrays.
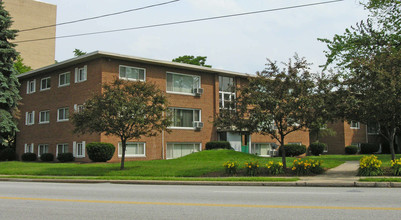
[[166, 91, 196, 96], [75, 80, 87, 84], [40, 88, 50, 92], [57, 120, 69, 122], [169, 127, 196, 130], [58, 84, 70, 88], [119, 77, 145, 82], [39, 122, 50, 124], [118, 155, 146, 158]]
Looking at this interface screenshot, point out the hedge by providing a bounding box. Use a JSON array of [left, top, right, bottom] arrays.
[[345, 145, 358, 154], [205, 141, 232, 150], [0, 148, 17, 161], [21, 152, 37, 161], [40, 153, 54, 162], [309, 142, 326, 156], [360, 143, 380, 154], [86, 142, 115, 162], [279, 144, 306, 157], [57, 153, 74, 162]]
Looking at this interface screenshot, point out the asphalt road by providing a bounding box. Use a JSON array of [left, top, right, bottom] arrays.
[[0, 181, 401, 220]]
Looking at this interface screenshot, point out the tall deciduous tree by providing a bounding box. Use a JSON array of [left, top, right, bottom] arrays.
[[73, 49, 87, 57], [72, 79, 171, 169], [172, 55, 212, 67], [13, 55, 32, 74], [319, 0, 401, 160], [0, 2, 20, 147]]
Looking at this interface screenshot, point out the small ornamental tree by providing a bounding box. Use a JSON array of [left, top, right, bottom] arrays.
[[72, 79, 171, 169], [172, 55, 212, 68]]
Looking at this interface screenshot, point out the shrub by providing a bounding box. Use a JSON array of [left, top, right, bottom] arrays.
[[244, 161, 259, 176], [0, 148, 17, 161], [57, 153, 74, 162], [86, 142, 115, 162], [390, 158, 401, 176], [309, 142, 326, 156], [265, 161, 284, 175], [358, 155, 383, 176], [360, 143, 380, 154], [345, 145, 358, 154], [223, 160, 239, 175], [205, 141, 232, 150], [291, 159, 324, 175], [279, 144, 306, 157], [40, 153, 54, 162], [21, 152, 37, 161]]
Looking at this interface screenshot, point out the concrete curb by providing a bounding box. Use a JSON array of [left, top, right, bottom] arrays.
[[1, 178, 400, 188]]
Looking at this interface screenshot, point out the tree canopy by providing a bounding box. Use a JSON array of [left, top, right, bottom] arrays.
[[0, 1, 20, 147], [72, 79, 171, 169], [73, 49, 87, 57], [172, 55, 212, 67], [13, 55, 32, 74]]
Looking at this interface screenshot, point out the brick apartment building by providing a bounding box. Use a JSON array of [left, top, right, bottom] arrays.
[[16, 51, 310, 162]]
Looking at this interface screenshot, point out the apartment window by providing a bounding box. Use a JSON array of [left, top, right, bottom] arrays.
[[166, 143, 201, 159], [39, 110, 50, 124], [251, 143, 274, 156], [288, 142, 302, 145], [119, 65, 145, 81], [75, 65, 87, 83], [59, 72, 70, 87], [57, 107, 69, 122], [351, 143, 361, 152], [74, 104, 84, 113], [118, 142, 145, 157], [169, 108, 200, 128], [57, 143, 69, 155], [367, 121, 379, 134], [24, 143, 34, 153], [73, 141, 86, 158], [219, 76, 235, 109], [38, 144, 49, 157], [25, 111, 35, 125], [166, 72, 200, 95], [40, 77, 51, 91], [350, 121, 360, 129], [27, 80, 36, 94]]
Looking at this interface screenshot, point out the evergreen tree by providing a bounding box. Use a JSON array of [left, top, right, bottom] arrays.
[[0, 1, 20, 147]]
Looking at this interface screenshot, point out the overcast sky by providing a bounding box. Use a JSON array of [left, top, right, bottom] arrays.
[[35, 0, 368, 74]]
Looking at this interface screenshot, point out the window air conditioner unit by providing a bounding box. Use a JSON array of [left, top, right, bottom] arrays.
[[193, 121, 204, 129], [193, 88, 204, 96]]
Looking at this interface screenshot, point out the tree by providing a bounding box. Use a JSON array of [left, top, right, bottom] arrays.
[[73, 49, 87, 57], [216, 55, 318, 168], [0, 1, 21, 148], [13, 55, 32, 74], [319, 0, 401, 160], [172, 55, 212, 67], [72, 79, 171, 169]]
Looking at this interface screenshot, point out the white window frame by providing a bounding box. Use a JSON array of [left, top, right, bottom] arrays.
[[25, 111, 35, 125], [26, 79, 36, 94], [166, 143, 201, 159], [119, 65, 146, 81], [57, 107, 69, 122], [39, 110, 50, 124], [118, 142, 146, 157], [56, 143, 69, 155], [75, 65, 87, 83], [166, 72, 201, 96], [74, 104, 84, 113], [59, 72, 70, 87], [169, 107, 201, 129], [38, 144, 49, 157], [251, 143, 274, 157], [219, 76, 236, 109], [350, 121, 360, 129], [24, 143, 34, 153], [40, 77, 51, 91], [351, 143, 361, 152], [73, 141, 86, 158], [288, 142, 302, 145], [323, 144, 329, 153], [367, 122, 380, 135]]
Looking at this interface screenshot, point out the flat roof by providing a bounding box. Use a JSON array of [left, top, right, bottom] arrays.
[[18, 51, 250, 79]]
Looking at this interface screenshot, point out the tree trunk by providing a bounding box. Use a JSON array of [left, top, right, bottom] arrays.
[[120, 139, 126, 170], [280, 136, 286, 169], [389, 128, 396, 161]]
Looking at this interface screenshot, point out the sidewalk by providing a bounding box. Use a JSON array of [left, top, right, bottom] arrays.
[[1, 161, 400, 187]]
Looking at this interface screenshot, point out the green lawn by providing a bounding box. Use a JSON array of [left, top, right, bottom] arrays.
[[0, 150, 399, 180]]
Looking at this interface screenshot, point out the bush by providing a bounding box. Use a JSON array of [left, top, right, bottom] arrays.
[[391, 158, 401, 176], [360, 143, 380, 154], [21, 152, 37, 161], [279, 144, 306, 157], [57, 153, 74, 162], [0, 148, 17, 161], [86, 142, 115, 162], [223, 160, 239, 175], [40, 153, 54, 162], [205, 141, 232, 150], [309, 142, 326, 156], [244, 161, 260, 176], [265, 161, 284, 175], [358, 155, 383, 176], [291, 159, 324, 175], [345, 145, 358, 154]]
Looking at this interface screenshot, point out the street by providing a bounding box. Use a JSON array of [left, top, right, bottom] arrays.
[[0, 181, 400, 219]]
